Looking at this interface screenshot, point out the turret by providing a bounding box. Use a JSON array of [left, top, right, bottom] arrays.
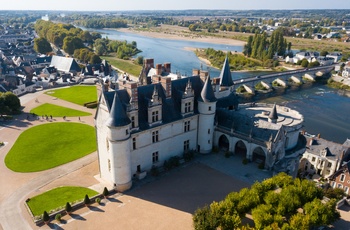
[[105, 92, 132, 192], [219, 55, 234, 88], [197, 76, 217, 154]]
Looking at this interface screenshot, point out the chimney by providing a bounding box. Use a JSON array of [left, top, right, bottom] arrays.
[[317, 133, 321, 138], [164, 63, 171, 73], [144, 58, 154, 68], [192, 69, 200, 76], [200, 70, 209, 82], [161, 77, 172, 98], [212, 77, 220, 92], [152, 75, 161, 83], [308, 138, 314, 146], [155, 64, 162, 75]]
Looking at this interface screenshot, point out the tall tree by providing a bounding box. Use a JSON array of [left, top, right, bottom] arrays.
[[33, 37, 52, 54]]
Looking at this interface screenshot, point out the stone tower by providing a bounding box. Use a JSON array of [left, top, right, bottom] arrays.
[[105, 92, 132, 192], [197, 76, 217, 153]]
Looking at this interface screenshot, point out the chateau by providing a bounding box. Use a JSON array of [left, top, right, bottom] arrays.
[[95, 57, 305, 191]]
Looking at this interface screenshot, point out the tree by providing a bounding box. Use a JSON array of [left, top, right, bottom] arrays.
[[103, 187, 109, 197], [189, 24, 198, 31], [42, 211, 50, 223], [84, 194, 90, 206], [33, 37, 52, 54], [135, 56, 144, 65], [65, 202, 72, 214], [320, 50, 329, 56], [0, 92, 21, 115], [301, 58, 309, 67]]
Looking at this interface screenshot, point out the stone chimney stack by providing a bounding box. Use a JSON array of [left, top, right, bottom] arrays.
[[161, 77, 172, 98], [164, 63, 171, 73], [192, 69, 200, 76], [155, 64, 162, 75]]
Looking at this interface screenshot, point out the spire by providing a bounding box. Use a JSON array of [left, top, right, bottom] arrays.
[[268, 103, 278, 123], [105, 92, 130, 127], [219, 55, 233, 87], [200, 76, 217, 103], [151, 85, 159, 101]]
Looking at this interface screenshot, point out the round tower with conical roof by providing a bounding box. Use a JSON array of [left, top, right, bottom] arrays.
[[105, 92, 132, 192], [197, 76, 217, 154]]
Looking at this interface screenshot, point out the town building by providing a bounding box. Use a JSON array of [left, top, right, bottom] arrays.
[[95, 57, 306, 192], [299, 134, 350, 179]]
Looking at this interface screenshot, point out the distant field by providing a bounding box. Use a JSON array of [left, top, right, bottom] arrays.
[[27, 186, 98, 217], [45, 86, 97, 106], [5, 122, 96, 172], [101, 56, 142, 77], [30, 103, 91, 117]]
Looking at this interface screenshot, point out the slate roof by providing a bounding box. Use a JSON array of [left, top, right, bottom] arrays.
[[216, 108, 280, 144], [306, 137, 350, 160], [200, 76, 216, 103], [105, 92, 131, 127], [219, 55, 234, 87], [50, 56, 81, 73]]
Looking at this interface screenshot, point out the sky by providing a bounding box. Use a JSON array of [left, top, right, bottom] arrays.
[[3, 0, 350, 11]]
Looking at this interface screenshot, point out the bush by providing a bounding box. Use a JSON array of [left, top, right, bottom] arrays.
[[258, 163, 265, 169], [102, 187, 109, 197], [169, 156, 180, 167], [55, 213, 61, 221], [84, 101, 98, 108], [150, 165, 159, 176], [225, 151, 230, 158], [65, 202, 72, 213], [0, 142, 4, 146], [183, 150, 195, 162], [84, 194, 90, 205], [242, 158, 248, 165], [95, 197, 101, 204], [43, 211, 50, 223]]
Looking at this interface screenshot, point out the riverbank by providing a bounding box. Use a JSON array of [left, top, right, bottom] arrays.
[[117, 26, 246, 47]]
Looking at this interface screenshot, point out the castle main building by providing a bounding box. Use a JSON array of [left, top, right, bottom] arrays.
[[95, 57, 305, 191]]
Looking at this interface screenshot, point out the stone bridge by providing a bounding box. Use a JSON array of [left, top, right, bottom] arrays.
[[232, 65, 334, 94]]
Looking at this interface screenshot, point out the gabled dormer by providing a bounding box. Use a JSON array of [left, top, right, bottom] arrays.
[[127, 96, 139, 131], [181, 79, 194, 116], [148, 85, 162, 126]]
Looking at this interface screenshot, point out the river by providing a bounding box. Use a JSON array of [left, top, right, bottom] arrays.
[[89, 28, 350, 144]]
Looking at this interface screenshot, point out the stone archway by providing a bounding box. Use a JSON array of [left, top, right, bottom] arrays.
[[218, 135, 230, 151], [234, 140, 247, 158], [252, 147, 266, 165]]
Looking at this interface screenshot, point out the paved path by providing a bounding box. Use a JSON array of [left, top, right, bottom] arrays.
[[0, 88, 98, 230]]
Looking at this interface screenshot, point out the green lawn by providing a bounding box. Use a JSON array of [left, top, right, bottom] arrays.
[[101, 56, 142, 77], [45, 86, 97, 106], [27, 186, 99, 217], [30, 103, 91, 117], [5, 122, 96, 172]]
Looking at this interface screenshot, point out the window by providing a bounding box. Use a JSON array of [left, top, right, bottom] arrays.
[[327, 162, 332, 168], [131, 116, 135, 128], [340, 174, 346, 182], [345, 186, 349, 194], [311, 165, 314, 170], [184, 140, 189, 152], [152, 110, 159, 122], [108, 159, 111, 172], [185, 102, 191, 113], [320, 161, 324, 166], [312, 157, 315, 162], [208, 106, 212, 111], [132, 137, 136, 150], [338, 183, 343, 189], [152, 130, 159, 143], [152, 151, 159, 163], [184, 121, 190, 132], [208, 129, 210, 134], [126, 129, 129, 135], [208, 140, 210, 144]]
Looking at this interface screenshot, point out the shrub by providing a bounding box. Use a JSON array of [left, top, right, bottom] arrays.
[[242, 158, 248, 165], [225, 151, 230, 158], [85, 102, 98, 108], [65, 202, 72, 214], [43, 211, 50, 223], [55, 213, 61, 221], [95, 197, 101, 204], [169, 156, 180, 167], [102, 187, 109, 197], [258, 163, 265, 169], [84, 194, 90, 205], [0, 142, 4, 146], [150, 165, 159, 176], [183, 150, 195, 162], [163, 160, 171, 171]]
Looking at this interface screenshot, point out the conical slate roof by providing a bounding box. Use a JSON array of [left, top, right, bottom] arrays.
[[200, 76, 217, 103], [269, 103, 278, 120], [219, 55, 233, 87], [105, 92, 130, 127]]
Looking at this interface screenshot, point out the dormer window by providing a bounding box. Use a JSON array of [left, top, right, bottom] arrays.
[[152, 111, 159, 122], [185, 102, 191, 113]]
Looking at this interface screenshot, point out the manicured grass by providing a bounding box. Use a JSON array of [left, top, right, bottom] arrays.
[[27, 186, 98, 217], [30, 103, 91, 117], [101, 56, 142, 77], [45, 85, 97, 106], [5, 122, 96, 172]]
